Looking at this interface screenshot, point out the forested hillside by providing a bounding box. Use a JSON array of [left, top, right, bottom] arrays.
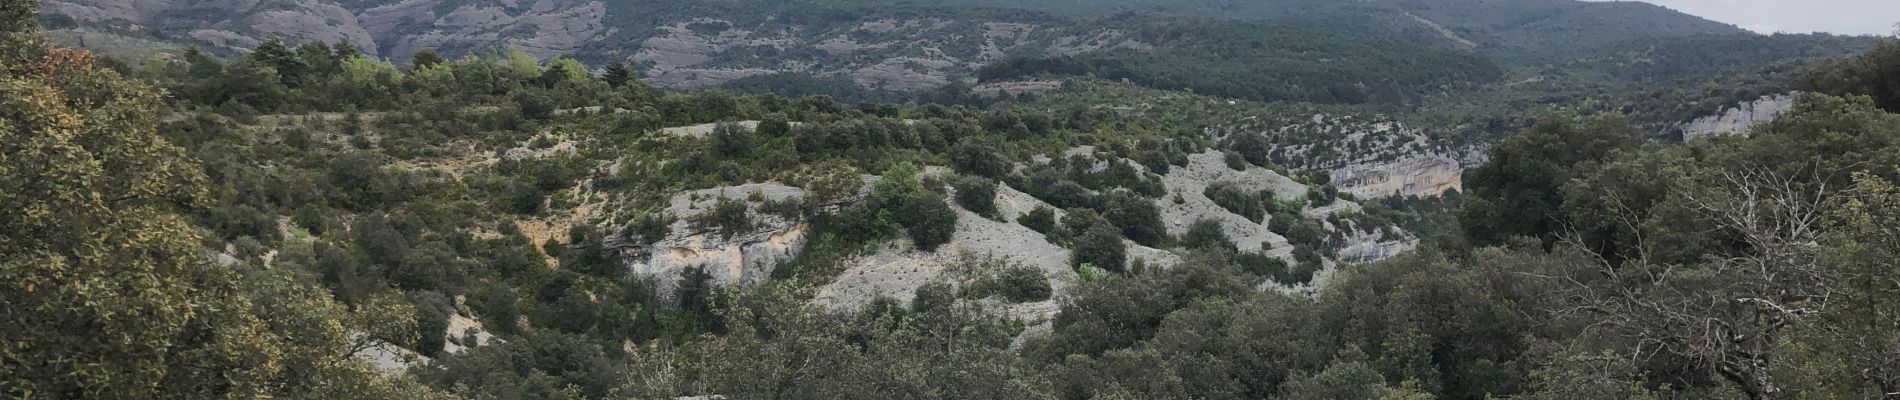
[[11, 0, 1900, 398], [33, 0, 1816, 103]]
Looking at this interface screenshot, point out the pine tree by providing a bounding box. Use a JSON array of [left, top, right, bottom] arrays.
[[603, 61, 633, 87], [248, 35, 311, 87], [333, 37, 362, 59]]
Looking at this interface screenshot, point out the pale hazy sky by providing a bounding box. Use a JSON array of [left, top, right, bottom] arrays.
[[1601, 0, 1898, 35]]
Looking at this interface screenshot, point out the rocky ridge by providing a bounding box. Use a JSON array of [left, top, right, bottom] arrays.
[[40, 0, 1150, 93]]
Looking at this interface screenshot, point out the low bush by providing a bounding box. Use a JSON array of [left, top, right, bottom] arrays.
[[1205, 182, 1266, 222], [691, 198, 753, 239], [1183, 218, 1235, 252], [898, 191, 958, 252], [1019, 206, 1057, 234], [995, 265, 1053, 303], [954, 176, 999, 217]]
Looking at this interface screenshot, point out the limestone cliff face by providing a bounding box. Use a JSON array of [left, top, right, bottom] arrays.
[[1329, 153, 1465, 199], [610, 184, 809, 300], [1678, 93, 1799, 141]]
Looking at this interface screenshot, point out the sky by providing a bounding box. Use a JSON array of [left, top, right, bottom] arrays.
[[1604, 0, 1898, 35]]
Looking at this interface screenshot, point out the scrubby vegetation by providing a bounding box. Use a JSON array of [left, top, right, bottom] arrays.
[[12, 0, 1900, 397]]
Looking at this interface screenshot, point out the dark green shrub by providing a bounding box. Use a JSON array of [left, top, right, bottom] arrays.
[[561, 225, 617, 278], [711, 122, 756, 157], [899, 191, 958, 252], [692, 198, 753, 239], [515, 90, 553, 120], [1289, 246, 1324, 284], [1040, 180, 1098, 210], [1306, 185, 1338, 206], [1267, 212, 1295, 236], [717, 161, 743, 183], [758, 196, 805, 221], [676, 265, 718, 330], [794, 124, 827, 156], [603, 62, 633, 87], [954, 176, 998, 217], [1205, 182, 1266, 222], [1223, 151, 1249, 171], [469, 285, 521, 336], [414, 306, 448, 357], [395, 241, 467, 293], [1102, 190, 1168, 247], [1183, 218, 1235, 252], [1019, 206, 1057, 234], [911, 281, 955, 314], [1235, 252, 1289, 282], [504, 181, 547, 215], [1068, 210, 1127, 273], [758, 113, 793, 137], [996, 265, 1053, 302], [291, 204, 328, 235], [951, 139, 1010, 179], [199, 204, 279, 243], [1284, 217, 1326, 248], [1228, 133, 1271, 167], [1138, 147, 1173, 175], [623, 213, 674, 244]]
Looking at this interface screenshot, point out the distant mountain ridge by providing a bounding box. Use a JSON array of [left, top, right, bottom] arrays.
[[39, 0, 1745, 60], [32, 0, 1763, 98], [916, 0, 1748, 48]]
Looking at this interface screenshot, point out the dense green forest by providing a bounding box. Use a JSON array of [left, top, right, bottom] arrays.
[[10, 0, 1900, 398]]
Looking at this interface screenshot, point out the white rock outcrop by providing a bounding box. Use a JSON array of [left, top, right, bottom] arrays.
[[612, 184, 810, 300], [1680, 93, 1799, 141], [1329, 154, 1464, 198]]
